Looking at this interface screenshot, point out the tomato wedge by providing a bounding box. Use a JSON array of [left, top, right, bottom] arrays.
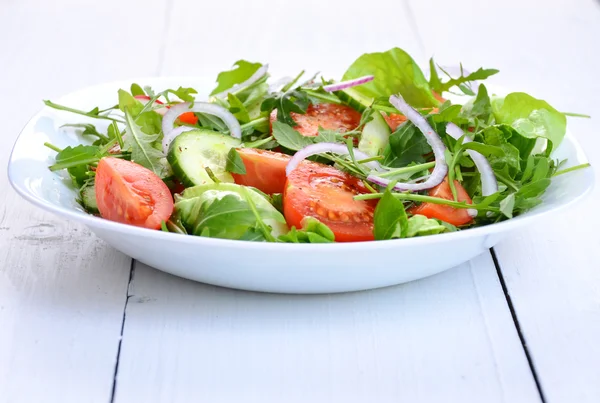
[[95, 158, 173, 229], [284, 162, 377, 242], [134, 95, 198, 125], [382, 113, 407, 131], [231, 148, 290, 195], [270, 103, 361, 137], [408, 177, 473, 226]]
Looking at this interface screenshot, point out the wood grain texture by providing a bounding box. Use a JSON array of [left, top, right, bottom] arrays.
[[114, 255, 539, 403], [0, 0, 166, 402], [407, 0, 600, 401]]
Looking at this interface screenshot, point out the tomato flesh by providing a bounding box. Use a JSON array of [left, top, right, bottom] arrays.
[[95, 158, 173, 229], [409, 177, 473, 226], [231, 148, 290, 195], [382, 113, 407, 131], [270, 103, 361, 137], [284, 162, 377, 242]]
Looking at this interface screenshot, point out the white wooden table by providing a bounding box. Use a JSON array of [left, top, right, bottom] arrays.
[[1, 0, 599, 402]]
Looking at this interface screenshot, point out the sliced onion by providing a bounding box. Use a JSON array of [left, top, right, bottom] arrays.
[[366, 95, 448, 191], [213, 64, 269, 99], [162, 126, 195, 154], [286, 142, 382, 176], [322, 75, 374, 92], [446, 123, 498, 196], [161, 102, 242, 146], [446, 123, 498, 217], [268, 76, 293, 93]]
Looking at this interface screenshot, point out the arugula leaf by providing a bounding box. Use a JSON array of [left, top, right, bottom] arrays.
[[210, 60, 262, 96], [491, 92, 567, 149], [343, 47, 439, 108], [123, 109, 170, 178], [118, 89, 138, 112], [166, 87, 198, 102], [406, 215, 448, 237], [272, 121, 314, 150], [50, 145, 101, 186], [373, 189, 408, 240], [227, 93, 250, 123], [43, 100, 123, 123], [61, 123, 110, 144], [278, 217, 335, 243], [461, 84, 492, 123], [225, 148, 246, 174], [261, 89, 309, 126], [239, 227, 268, 242], [429, 61, 499, 95], [499, 193, 515, 218]]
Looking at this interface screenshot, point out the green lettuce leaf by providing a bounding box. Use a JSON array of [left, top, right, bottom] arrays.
[[491, 92, 567, 149], [278, 217, 335, 243], [342, 47, 439, 108]]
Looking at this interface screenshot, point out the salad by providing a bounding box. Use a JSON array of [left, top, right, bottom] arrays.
[[43, 47, 590, 243]]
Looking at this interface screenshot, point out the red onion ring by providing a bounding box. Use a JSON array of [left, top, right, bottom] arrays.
[[162, 126, 195, 154], [286, 142, 383, 176], [322, 75, 374, 92], [366, 95, 448, 191], [446, 123, 498, 217], [162, 102, 242, 146], [213, 64, 269, 99], [446, 123, 498, 196]]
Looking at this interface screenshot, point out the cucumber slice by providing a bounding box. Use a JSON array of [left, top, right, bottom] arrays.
[[358, 111, 391, 157], [335, 88, 372, 112], [167, 129, 241, 187], [80, 183, 99, 214]]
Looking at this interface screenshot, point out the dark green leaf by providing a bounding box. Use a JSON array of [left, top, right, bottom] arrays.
[[51, 145, 101, 186], [386, 121, 432, 167], [373, 189, 408, 240]]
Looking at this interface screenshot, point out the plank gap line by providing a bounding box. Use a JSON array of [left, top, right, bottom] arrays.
[[491, 247, 547, 403], [109, 259, 136, 403]]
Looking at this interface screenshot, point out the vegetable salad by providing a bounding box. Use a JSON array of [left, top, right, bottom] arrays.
[[44, 47, 590, 243]]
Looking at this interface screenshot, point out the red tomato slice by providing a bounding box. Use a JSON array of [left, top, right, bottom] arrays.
[[231, 148, 290, 194], [133, 95, 197, 124], [382, 113, 408, 131], [283, 162, 377, 242], [95, 158, 173, 229], [270, 103, 361, 137], [408, 177, 473, 226]]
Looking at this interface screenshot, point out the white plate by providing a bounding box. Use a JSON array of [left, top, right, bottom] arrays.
[[7, 78, 595, 293]]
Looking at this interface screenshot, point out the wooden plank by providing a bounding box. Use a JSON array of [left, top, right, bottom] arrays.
[[114, 255, 539, 403], [407, 0, 600, 401], [0, 1, 165, 402]]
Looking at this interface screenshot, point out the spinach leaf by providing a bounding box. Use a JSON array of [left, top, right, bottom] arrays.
[[373, 189, 408, 240], [343, 47, 439, 108], [210, 60, 263, 96]]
